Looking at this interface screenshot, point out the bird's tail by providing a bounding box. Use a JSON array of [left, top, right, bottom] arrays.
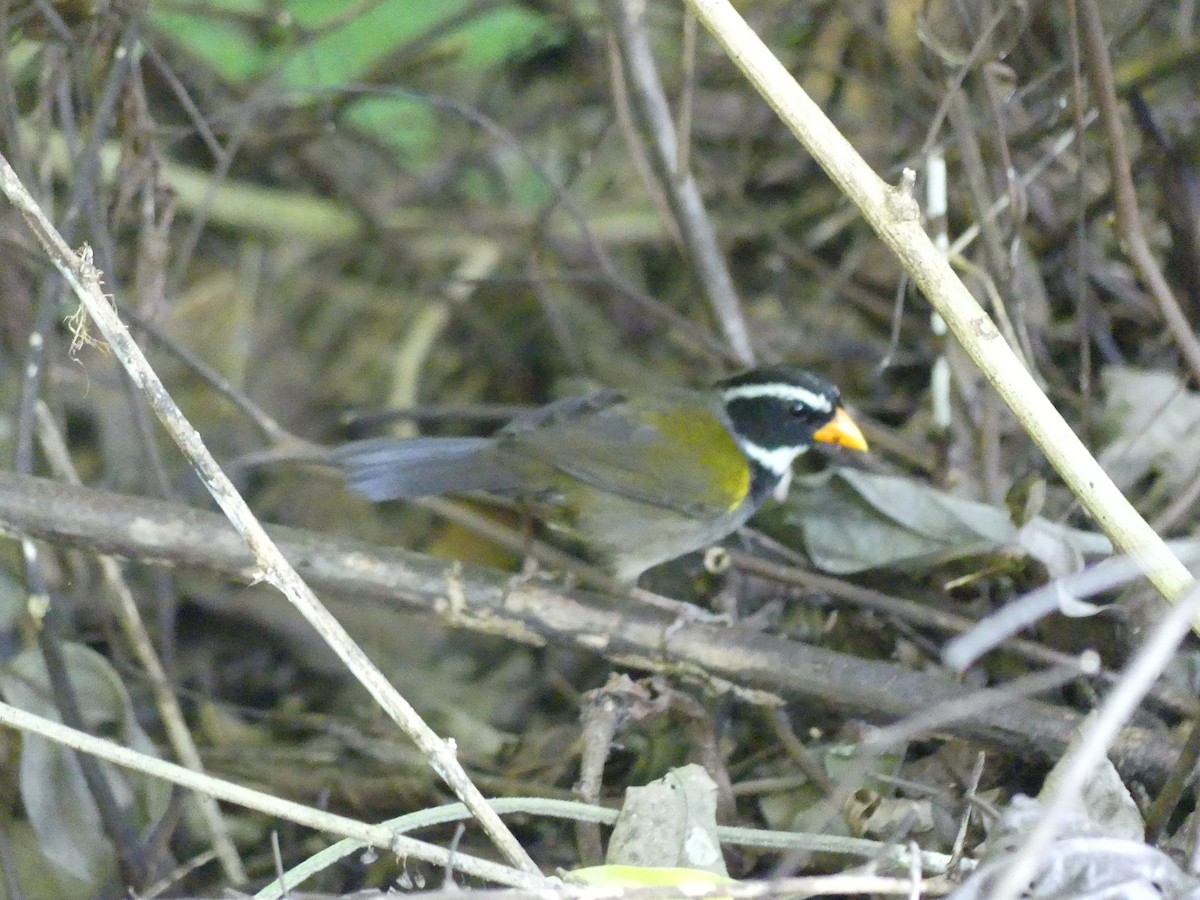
[[332, 437, 522, 501]]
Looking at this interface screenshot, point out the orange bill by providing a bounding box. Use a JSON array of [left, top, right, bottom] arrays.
[[812, 407, 868, 451]]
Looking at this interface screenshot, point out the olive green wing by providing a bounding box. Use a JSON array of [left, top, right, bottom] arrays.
[[498, 391, 750, 519]]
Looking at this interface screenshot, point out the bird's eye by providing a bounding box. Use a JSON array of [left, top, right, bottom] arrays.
[[789, 403, 807, 418]]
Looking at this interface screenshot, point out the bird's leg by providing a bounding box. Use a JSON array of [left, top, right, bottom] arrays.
[[516, 503, 541, 578], [628, 585, 732, 633]]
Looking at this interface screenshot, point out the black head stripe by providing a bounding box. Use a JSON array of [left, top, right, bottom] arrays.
[[717, 367, 841, 452]]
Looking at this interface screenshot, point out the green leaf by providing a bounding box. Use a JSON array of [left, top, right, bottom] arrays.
[[1098, 366, 1200, 493], [781, 468, 1109, 575], [152, 1, 556, 171], [0, 644, 171, 884], [603, 764, 726, 874]]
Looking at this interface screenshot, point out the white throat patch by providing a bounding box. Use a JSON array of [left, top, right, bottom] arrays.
[[722, 382, 833, 414], [738, 440, 807, 477]]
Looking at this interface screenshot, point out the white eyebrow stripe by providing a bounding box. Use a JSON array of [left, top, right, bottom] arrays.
[[722, 382, 833, 412]]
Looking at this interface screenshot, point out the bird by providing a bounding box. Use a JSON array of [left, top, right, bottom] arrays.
[[333, 366, 867, 583]]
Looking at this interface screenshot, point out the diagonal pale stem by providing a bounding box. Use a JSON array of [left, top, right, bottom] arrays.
[[683, 0, 1196, 623]]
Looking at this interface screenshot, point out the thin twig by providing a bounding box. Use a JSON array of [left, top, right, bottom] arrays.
[[125, 308, 294, 446], [730, 551, 1197, 716], [0, 701, 544, 889], [1065, 0, 1095, 430], [0, 151, 541, 876], [683, 0, 1197, 622], [987, 583, 1200, 900], [605, 0, 755, 366], [0, 468, 1181, 784], [33, 402, 248, 884], [1144, 712, 1200, 842], [771, 661, 1088, 878], [945, 88, 1035, 375], [1077, 0, 1200, 385]]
